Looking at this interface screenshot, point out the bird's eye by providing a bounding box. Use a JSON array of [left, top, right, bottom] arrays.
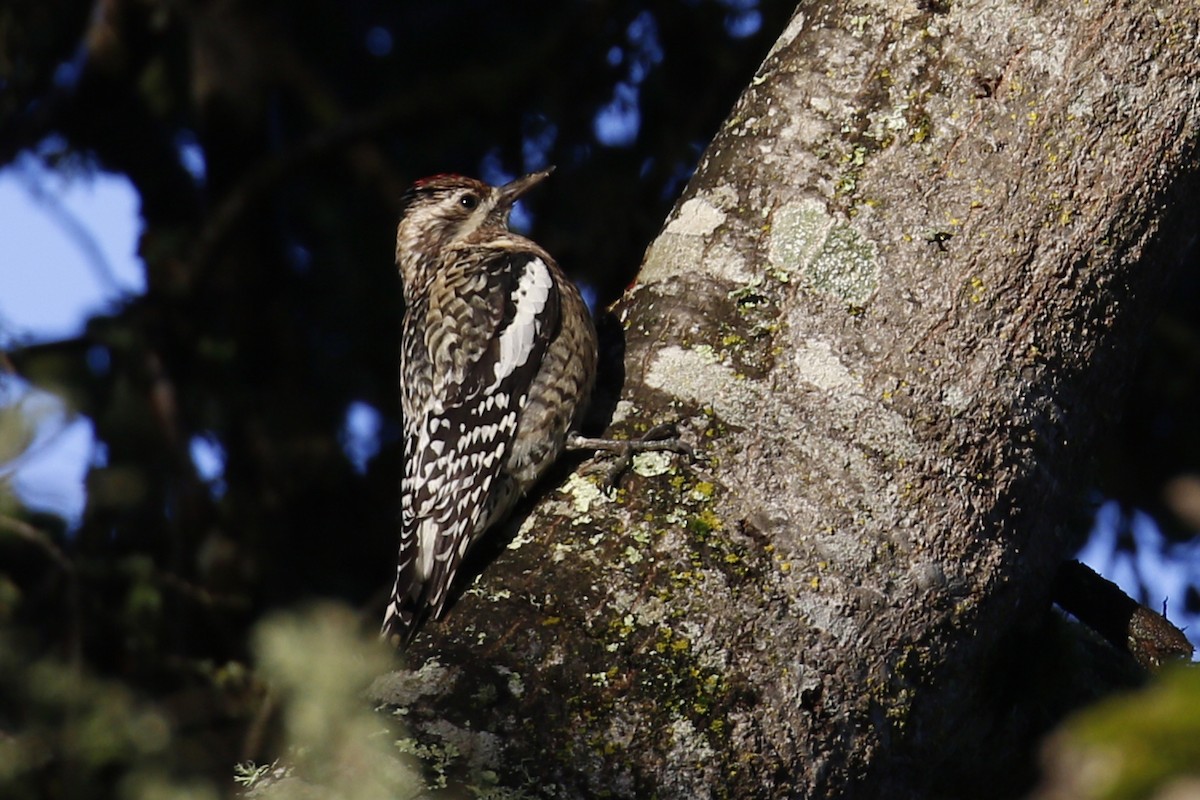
[[459, 193, 480, 210]]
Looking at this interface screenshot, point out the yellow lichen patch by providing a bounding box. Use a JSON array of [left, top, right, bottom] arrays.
[[969, 276, 985, 304]]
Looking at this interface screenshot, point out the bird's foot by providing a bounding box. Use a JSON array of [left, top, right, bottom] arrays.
[[566, 423, 693, 490]]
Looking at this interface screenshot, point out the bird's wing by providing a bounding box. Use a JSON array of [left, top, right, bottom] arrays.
[[384, 251, 562, 643]]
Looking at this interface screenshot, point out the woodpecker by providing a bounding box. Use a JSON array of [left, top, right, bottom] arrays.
[[384, 168, 598, 645]]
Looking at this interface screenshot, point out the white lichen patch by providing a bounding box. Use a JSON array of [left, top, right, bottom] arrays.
[[794, 340, 861, 393], [610, 399, 636, 425], [632, 450, 674, 477], [423, 719, 503, 774], [780, 114, 828, 147], [495, 665, 524, 698], [667, 197, 727, 237], [867, 101, 913, 142], [630, 594, 670, 629], [641, 234, 702, 287], [769, 199, 879, 306], [640, 193, 742, 284], [766, 12, 807, 60], [550, 541, 578, 564], [559, 472, 610, 515], [1067, 95, 1094, 119], [676, 621, 729, 673], [705, 240, 754, 283], [668, 717, 716, 763], [506, 513, 539, 550], [797, 592, 861, 647], [643, 345, 762, 428], [940, 384, 971, 413]]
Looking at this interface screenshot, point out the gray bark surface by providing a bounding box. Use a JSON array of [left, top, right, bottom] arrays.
[[371, 3, 1200, 797]]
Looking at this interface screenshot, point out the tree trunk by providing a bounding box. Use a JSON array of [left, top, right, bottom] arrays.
[[371, 2, 1200, 797]]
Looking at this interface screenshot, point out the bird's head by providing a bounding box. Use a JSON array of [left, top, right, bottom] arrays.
[[395, 169, 553, 291]]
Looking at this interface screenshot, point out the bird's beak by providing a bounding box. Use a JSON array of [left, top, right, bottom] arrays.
[[497, 167, 555, 208]]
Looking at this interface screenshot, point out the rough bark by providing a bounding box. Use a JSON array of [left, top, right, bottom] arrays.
[[371, 2, 1200, 798]]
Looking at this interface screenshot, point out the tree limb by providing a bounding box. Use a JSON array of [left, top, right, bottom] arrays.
[[374, 2, 1200, 797]]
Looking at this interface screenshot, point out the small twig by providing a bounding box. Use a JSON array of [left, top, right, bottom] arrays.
[[0, 512, 82, 667], [15, 159, 132, 295], [241, 689, 278, 764], [0, 394, 82, 480], [0, 512, 74, 573], [1053, 560, 1194, 670], [153, 567, 251, 611]]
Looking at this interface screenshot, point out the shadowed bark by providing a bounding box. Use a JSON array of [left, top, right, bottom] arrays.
[[373, 2, 1200, 797]]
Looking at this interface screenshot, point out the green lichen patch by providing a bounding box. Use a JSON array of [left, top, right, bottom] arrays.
[[623, 240, 789, 390], [806, 224, 879, 307], [393, 735, 460, 791], [620, 458, 763, 602], [718, 276, 784, 373], [684, 511, 756, 586], [380, 650, 570, 797], [767, 199, 832, 276], [768, 198, 880, 307]]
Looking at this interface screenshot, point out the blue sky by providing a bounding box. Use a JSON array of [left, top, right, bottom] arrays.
[[0, 154, 388, 520], [0, 155, 141, 526], [0, 153, 144, 341]]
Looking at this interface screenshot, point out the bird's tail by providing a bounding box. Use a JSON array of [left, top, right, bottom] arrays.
[[382, 565, 427, 647], [384, 575, 427, 642], [383, 512, 478, 646]]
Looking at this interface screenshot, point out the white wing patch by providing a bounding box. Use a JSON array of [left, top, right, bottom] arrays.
[[493, 257, 552, 388]]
